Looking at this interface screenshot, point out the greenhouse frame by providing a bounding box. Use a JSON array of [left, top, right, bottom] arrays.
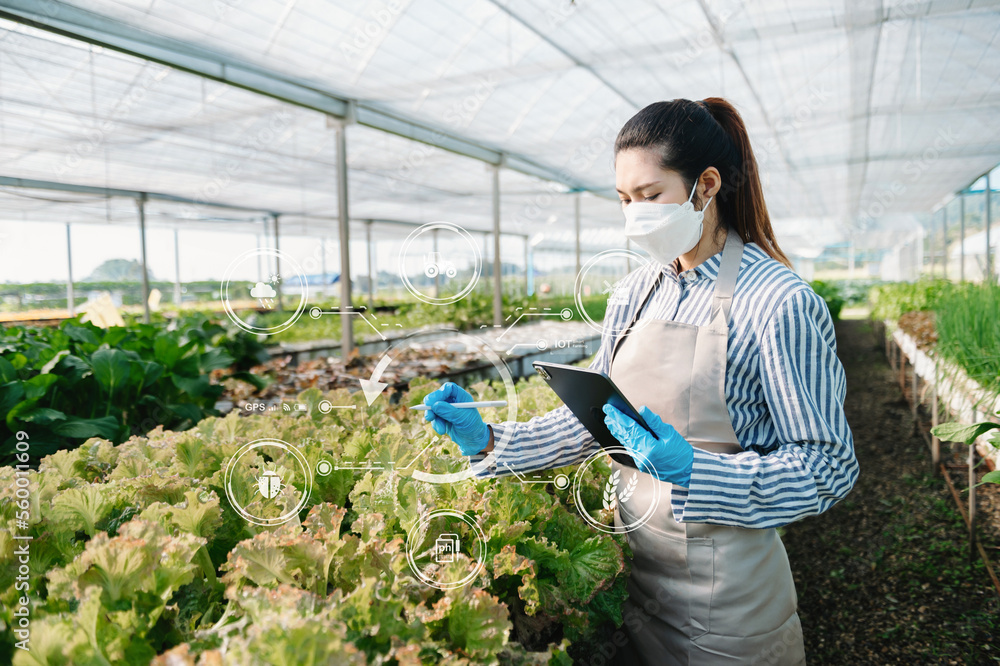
[[2, 1, 1000, 664]]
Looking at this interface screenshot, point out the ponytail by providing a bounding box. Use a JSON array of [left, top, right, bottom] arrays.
[[614, 98, 791, 268], [701, 98, 790, 267]]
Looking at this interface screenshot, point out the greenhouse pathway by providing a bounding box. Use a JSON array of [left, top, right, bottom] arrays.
[[780, 318, 999, 665]]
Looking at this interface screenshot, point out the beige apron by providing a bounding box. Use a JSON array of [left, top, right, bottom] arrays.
[[608, 229, 806, 666]]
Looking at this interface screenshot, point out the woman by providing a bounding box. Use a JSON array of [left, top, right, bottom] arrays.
[[422, 98, 858, 665]]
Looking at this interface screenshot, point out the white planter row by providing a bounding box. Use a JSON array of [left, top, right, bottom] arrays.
[[886, 319, 1000, 469]]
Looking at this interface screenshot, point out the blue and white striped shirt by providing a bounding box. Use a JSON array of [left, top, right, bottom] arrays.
[[479, 241, 858, 529]]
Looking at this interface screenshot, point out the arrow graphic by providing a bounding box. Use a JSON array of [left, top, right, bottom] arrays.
[[359, 353, 393, 406]]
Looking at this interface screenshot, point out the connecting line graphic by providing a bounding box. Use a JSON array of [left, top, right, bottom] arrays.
[[484, 307, 574, 343], [367, 312, 404, 330], [309, 306, 386, 340], [333, 462, 386, 471], [330, 437, 438, 473], [502, 462, 570, 489], [505, 343, 539, 355], [318, 400, 356, 414], [396, 437, 438, 470], [506, 339, 587, 355]]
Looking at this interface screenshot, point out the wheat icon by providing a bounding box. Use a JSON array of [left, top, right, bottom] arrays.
[[618, 472, 638, 505], [602, 470, 621, 510]]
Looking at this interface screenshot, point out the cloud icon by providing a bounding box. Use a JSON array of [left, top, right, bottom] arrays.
[[250, 282, 277, 298]]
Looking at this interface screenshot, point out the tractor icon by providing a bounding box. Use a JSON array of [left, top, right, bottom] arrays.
[[423, 252, 457, 279], [255, 469, 284, 500]]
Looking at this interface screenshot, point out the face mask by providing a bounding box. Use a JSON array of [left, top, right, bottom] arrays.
[[623, 180, 713, 267]]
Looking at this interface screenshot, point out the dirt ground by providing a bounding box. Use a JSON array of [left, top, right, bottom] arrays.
[[781, 318, 999, 665]]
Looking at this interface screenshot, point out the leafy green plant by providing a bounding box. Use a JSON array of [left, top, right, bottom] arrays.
[[0, 316, 269, 461], [868, 279, 953, 322], [259, 292, 610, 345], [832, 278, 882, 306], [809, 280, 845, 320], [934, 284, 1000, 396], [0, 377, 628, 664], [931, 413, 1000, 486], [870, 281, 1000, 401]]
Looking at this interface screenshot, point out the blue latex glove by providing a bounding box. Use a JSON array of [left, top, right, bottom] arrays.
[[422, 382, 491, 456], [602, 404, 694, 487]]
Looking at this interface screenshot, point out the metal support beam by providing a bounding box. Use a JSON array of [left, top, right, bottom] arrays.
[[986, 172, 993, 283], [492, 165, 503, 327], [929, 213, 935, 277], [137, 195, 150, 323], [320, 236, 328, 297], [574, 193, 582, 278], [847, 235, 855, 279], [432, 228, 440, 298], [65, 224, 75, 316], [931, 378, 940, 470], [970, 424, 978, 563], [272, 213, 283, 312], [256, 234, 263, 281], [173, 229, 182, 307], [257, 228, 265, 277], [0, 1, 606, 198], [335, 122, 354, 357], [959, 193, 966, 282], [0, 175, 521, 233], [262, 218, 271, 276], [482, 233, 490, 278], [366, 221, 375, 309], [0, 175, 276, 215], [942, 204, 948, 280], [524, 236, 530, 296]]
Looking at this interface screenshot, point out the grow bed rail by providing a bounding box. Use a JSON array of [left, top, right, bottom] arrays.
[[875, 318, 1000, 597]]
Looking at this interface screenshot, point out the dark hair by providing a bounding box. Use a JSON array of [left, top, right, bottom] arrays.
[[614, 97, 790, 267]]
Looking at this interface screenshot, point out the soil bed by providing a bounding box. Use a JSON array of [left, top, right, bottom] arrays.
[[781, 318, 999, 665]]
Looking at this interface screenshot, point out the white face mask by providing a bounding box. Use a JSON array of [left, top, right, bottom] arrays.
[[623, 180, 713, 268]]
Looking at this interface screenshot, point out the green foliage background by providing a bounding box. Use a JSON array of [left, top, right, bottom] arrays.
[[869, 280, 1000, 396], [0, 315, 270, 464], [809, 280, 845, 320], [258, 293, 611, 345], [0, 377, 630, 664]]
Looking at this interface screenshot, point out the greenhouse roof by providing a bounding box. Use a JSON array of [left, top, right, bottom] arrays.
[[1, 0, 999, 253]]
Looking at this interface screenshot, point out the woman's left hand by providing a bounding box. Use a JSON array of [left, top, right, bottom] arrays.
[[603, 404, 694, 487]]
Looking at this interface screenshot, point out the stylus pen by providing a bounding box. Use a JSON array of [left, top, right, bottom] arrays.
[[409, 401, 507, 411]]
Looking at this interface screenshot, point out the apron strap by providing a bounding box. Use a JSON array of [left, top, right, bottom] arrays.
[[610, 264, 661, 364], [709, 228, 745, 328], [610, 229, 745, 362]]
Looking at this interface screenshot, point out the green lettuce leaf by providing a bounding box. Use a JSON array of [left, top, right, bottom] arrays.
[[52, 416, 120, 440], [49, 485, 114, 538], [89, 348, 133, 398], [931, 420, 1000, 444], [440, 587, 512, 660]]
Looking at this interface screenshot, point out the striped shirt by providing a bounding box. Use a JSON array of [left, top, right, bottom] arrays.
[[477, 241, 858, 529]]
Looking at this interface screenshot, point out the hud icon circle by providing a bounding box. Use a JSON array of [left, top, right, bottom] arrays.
[[574, 249, 653, 337], [398, 222, 482, 305], [221, 248, 308, 336], [224, 438, 313, 527], [572, 445, 661, 534], [405, 509, 487, 590]]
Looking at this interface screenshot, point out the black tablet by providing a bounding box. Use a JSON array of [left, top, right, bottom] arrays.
[[531, 361, 655, 468]]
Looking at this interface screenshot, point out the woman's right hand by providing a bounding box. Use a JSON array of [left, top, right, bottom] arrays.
[[422, 382, 491, 455]]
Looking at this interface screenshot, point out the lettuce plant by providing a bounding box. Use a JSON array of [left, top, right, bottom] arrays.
[[0, 377, 628, 664]]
